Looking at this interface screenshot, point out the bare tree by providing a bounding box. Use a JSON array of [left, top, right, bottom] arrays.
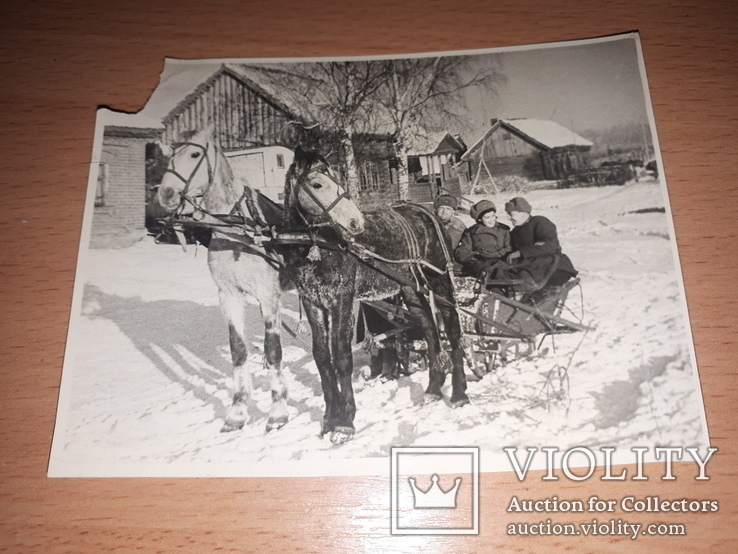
[[245, 62, 391, 197], [245, 55, 504, 200], [375, 56, 505, 199]]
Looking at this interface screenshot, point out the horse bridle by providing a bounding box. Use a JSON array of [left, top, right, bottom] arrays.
[[163, 140, 217, 216], [295, 161, 353, 228]]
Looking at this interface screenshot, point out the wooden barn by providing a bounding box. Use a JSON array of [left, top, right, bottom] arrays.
[[459, 118, 593, 186], [146, 64, 400, 209], [407, 132, 467, 203], [157, 65, 308, 151]]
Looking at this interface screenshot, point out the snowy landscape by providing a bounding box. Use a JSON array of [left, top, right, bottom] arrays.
[[49, 177, 708, 477]]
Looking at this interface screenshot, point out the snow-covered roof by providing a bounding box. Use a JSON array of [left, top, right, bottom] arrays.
[[461, 118, 592, 160], [505, 119, 593, 149], [405, 131, 466, 156]]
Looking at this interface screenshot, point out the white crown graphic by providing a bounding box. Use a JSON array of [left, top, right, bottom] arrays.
[[408, 474, 462, 509]]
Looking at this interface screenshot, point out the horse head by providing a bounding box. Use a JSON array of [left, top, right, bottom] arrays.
[[157, 125, 235, 217], [285, 148, 365, 236]]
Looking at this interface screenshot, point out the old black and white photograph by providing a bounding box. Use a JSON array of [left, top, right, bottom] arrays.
[[48, 33, 708, 477]]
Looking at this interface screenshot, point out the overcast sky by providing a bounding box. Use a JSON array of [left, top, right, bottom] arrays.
[[464, 36, 650, 141]]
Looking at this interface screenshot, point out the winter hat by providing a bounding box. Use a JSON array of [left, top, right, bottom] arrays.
[[470, 199, 497, 220], [505, 196, 532, 214], [433, 194, 458, 210]]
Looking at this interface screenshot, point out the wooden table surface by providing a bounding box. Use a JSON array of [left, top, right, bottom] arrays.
[[1, 0, 737, 551]]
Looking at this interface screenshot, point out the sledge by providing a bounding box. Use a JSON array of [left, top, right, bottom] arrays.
[[358, 274, 588, 380]]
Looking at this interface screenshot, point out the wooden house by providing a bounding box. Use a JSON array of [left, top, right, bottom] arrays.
[[407, 132, 467, 203], [351, 132, 402, 209], [459, 119, 593, 187], [157, 65, 308, 151]]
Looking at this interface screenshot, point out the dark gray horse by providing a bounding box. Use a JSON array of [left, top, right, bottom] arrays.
[[282, 149, 469, 444]]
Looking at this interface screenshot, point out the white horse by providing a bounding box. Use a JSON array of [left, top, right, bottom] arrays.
[[157, 126, 289, 433]]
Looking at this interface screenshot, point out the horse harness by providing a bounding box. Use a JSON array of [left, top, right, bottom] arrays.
[[292, 161, 353, 232], [161, 140, 287, 267], [163, 148, 454, 304], [163, 141, 218, 217]]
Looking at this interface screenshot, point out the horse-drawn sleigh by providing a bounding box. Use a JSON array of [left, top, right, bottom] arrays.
[[358, 271, 586, 381], [156, 128, 589, 443]]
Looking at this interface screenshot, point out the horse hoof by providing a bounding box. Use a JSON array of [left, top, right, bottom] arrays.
[[220, 420, 245, 433], [266, 416, 288, 432], [330, 427, 355, 445], [450, 395, 470, 408], [423, 392, 444, 405], [223, 404, 248, 433], [470, 367, 486, 380]]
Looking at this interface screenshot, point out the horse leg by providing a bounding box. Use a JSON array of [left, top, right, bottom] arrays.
[[260, 291, 289, 432], [401, 287, 446, 402], [439, 302, 469, 407], [328, 298, 356, 444], [219, 291, 253, 432], [302, 299, 341, 438]]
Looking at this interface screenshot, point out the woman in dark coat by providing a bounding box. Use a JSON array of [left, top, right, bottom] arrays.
[[503, 196, 577, 291], [454, 200, 511, 277]]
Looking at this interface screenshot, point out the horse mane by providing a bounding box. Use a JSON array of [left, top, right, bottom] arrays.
[[253, 189, 284, 226], [200, 139, 238, 214], [283, 148, 328, 227]]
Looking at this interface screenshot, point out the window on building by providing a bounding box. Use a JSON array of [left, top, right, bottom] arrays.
[[95, 162, 109, 207], [359, 161, 382, 191], [359, 161, 384, 191], [358, 163, 369, 191], [370, 162, 381, 190], [276, 154, 285, 168]]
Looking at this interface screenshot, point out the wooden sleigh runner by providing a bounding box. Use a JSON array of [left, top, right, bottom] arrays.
[[456, 275, 588, 377]]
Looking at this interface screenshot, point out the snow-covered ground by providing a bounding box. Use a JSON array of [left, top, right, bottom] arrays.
[[49, 178, 708, 477]]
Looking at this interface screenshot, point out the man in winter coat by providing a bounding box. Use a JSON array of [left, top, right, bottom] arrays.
[[433, 194, 466, 249], [434, 194, 466, 272], [454, 199, 511, 277], [503, 196, 577, 291]]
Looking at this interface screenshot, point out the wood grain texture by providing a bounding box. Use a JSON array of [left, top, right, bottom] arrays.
[[1, 0, 736, 551]]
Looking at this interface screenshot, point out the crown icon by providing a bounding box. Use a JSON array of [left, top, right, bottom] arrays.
[[408, 474, 462, 509]]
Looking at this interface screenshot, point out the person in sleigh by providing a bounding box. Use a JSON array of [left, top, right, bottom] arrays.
[[501, 196, 578, 299]]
